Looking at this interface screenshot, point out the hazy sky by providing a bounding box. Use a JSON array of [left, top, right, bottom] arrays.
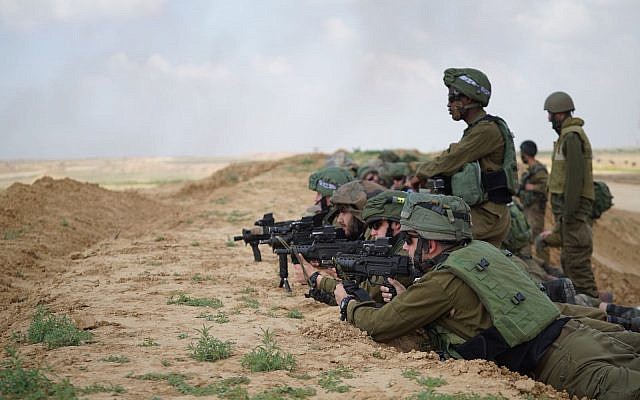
[[1, 0, 639, 159]]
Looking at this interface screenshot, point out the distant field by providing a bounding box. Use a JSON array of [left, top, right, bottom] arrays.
[[0, 153, 294, 190]]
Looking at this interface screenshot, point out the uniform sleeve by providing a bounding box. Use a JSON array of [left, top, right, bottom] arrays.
[[345, 275, 452, 342], [415, 123, 503, 178], [563, 133, 584, 217], [530, 167, 548, 194], [318, 275, 338, 293]]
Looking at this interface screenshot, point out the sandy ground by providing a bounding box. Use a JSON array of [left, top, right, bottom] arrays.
[[0, 153, 638, 399]]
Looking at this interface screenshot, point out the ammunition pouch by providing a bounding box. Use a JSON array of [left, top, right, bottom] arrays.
[[450, 162, 512, 206]]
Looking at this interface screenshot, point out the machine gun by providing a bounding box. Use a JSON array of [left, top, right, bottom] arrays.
[[233, 212, 296, 262]]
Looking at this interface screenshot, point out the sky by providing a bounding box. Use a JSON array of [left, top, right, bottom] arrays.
[[1, 0, 640, 160]]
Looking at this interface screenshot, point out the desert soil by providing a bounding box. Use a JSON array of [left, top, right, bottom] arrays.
[[1, 153, 638, 400]]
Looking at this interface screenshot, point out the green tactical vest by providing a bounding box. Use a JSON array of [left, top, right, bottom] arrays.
[[431, 241, 559, 348], [548, 118, 595, 200], [518, 162, 547, 208], [451, 115, 518, 206], [503, 203, 532, 253]]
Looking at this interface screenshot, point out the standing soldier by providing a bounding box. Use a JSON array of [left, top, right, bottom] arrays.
[[517, 140, 549, 258], [413, 68, 518, 247], [539, 92, 598, 301]]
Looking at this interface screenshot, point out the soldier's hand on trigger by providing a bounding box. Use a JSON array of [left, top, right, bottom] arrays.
[[381, 278, 406, 302]]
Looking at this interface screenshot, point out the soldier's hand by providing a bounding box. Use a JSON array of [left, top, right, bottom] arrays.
[[524, 183, 535, 191], [381, 278, 406, 302], [291, 264, 307, 285], [539, 230, 552, 240], [334, 283, 348, 304]]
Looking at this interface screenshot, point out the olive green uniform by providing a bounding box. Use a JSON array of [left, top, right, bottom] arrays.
[[344, 241, 640, 400], [517, 161, 548, 257], [416, 111, 510, 247], [544, 117, 598, 297]]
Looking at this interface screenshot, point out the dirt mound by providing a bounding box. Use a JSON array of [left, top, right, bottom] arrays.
[[0, 176, 169, 276], [177, 153, 325, 198]]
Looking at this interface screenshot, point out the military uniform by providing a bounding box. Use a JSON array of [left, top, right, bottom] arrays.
[[416, 110, 511, 247], [344, 240, 640, 400], [517, 160, 548, 257], [544, 117, 597, 297]]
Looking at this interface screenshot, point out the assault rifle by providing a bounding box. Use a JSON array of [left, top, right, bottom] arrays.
[[273, 225, 353, 267], [233, 213, 296, 262]]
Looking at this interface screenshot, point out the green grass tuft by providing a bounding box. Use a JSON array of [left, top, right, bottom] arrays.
[[167, 293, 223, 308], [188, 325, 233, 362], [0, 346, 79, 399], [139, 337, 159, 347], [286, 309, 304, 319], [318, 366, 354, 393], [101, 355, 130, 364], [129, 372, 249, 397], [241, 329, 296, 372], [252, 385, 316, 399], [27, 306, 93, 349], [79, 382, 126, 394]]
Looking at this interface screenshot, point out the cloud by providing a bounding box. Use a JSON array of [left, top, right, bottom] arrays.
[[252, 55, 293, 76], [360, 53, 440, 92], [324, 16, 355, 43], [515, 0, 592, 39], [108, 53, 231, 83], [0, 0, 165, 29]]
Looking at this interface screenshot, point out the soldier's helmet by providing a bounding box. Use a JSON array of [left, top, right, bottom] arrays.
[[308, 167, 354, 197], [400, 193, 473, 242], [443, 68, 491, 107], [544, 91, 575, 113], [330, 180, 387, 222], [362, 190, 407, 224], [520, 140, 538, 157], [386, 162, 409, 179]]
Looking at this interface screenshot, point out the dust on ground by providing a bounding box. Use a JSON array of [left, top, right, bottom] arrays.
[[1, 153, 637, 399]]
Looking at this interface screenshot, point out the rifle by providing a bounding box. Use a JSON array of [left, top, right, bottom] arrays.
[[233, 213, 296, 262], [333, 241, 415, 298], [273, 225, 352, 267]]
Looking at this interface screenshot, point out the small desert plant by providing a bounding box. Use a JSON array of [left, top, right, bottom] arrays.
[[241, 329, 296, 372], [129, 372, 249, 397], [101, 355, 130, 364], [27, 306, 92, 349], [167, 293, 223, 308], [187, 325, 233, 362], [318, 366, 354, 393], [253, 385, 316, 400], [286, 309, 304, 319], [239, 296, 260, 309], [139, 337, 159, 347], [79, 383, 126, 394], [0, 346, 78, 398]]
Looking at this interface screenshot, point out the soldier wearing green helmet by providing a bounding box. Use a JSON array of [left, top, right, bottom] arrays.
[[329, 179, 387, 240], [334, 193, 640, 400], [413, 68, 518, 248], [539, 91, 598, 300], [307, 166, 354, 224], [298, 190, 414, 304]]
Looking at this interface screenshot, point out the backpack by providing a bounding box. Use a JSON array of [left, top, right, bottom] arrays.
[[503, 203, 532, 253], [592, 181, 613, 219]]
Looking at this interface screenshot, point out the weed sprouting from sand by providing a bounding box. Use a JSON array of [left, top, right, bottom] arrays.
[[79, 383, 126, 395], [241, 328, 296, 372], [3, 228, 23, 240], [225, 238, 237, 247], [192, 273, 214, 282], [177, 332, 189, 339], [139, 337, 159, 347], [129, 372, 249, 397], [318, 366, 354, 393], [154, 235, 166, 242], [101, 355, 130, 364], [0, 346, 78, 399], [161, 359, 172, 367], [27, 306, 93, 349], [61, 218, 70, 227], [167, 293, 223, 308], [187, 325, 233, 362], [197, 312, 229, 324], [286, 309, 304, 319], [239, 296, 260, 309], [252, 385, 316, 399]]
